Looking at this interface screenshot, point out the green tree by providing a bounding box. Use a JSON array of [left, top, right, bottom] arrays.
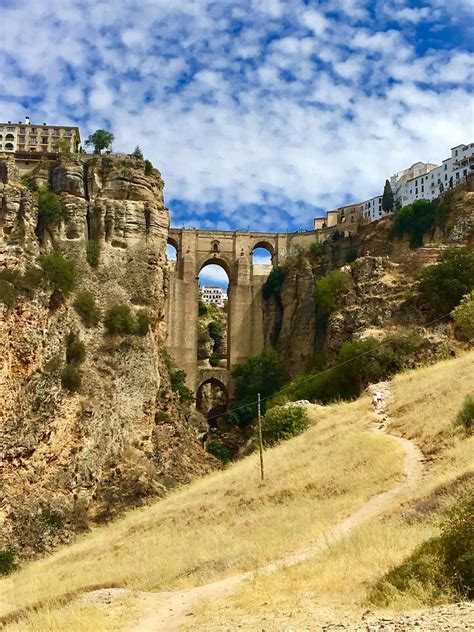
[[132, 146, 144, 160], [261, 405, 309, 446], [38, 252, 76, 298], [231, 350, 288, 426], [144, 159, 153, 175], [73, 291, 100, 327], [37, 187, 66, 224], [314, 269, 353, 317], [85, 129, 114, 154], [390, 199, 435, 248], [420, 248, 474, 315], [382, 179, 394, 213], [262, 266, 286, 300], [104, 304, 135, 335], [451, 291, 474, 341]]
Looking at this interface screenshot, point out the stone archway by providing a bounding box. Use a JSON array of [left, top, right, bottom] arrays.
[[196, 376, 229, 429]]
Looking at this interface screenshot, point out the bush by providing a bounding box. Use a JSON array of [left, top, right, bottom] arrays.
[[207, 440, 232, 465], [38, 252, 76, 297], [419, 248, 474, 315], [144, 159, 153, 176], [331, 229, 343, 241], [230, 350, 288, 426], [37, 187, 66, 224], [370, 492, 474, 604], [66, 332, 86, 365], [170, 368, 194, 403], [136, 310, 150, 336], [86, 239, 101, 267], [0, 549, 17, 576], [209, 351, 220, 367], [262, 266, 286, 300], [208, 319, 222, 343], [346, 248, 358, 263], [314, 269, 353, 317], [104, 304, 135, 335], [198, 295, 209, 316], [451, 291, 474, 341], [61, 364, 81, 392], [268, 333, 424, 407], [261, 405, 309, 446], [73, 291, 100, 327], [454, 394, 474, 435], [390, 199, 435, 248], [0, 279, 18, 309], [309, 242, 323, 256]]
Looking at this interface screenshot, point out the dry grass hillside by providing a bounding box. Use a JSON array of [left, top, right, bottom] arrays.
[[0, 351, 473, 631]]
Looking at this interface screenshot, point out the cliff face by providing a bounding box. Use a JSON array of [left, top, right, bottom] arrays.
[[0, 155, 213, 558], [264, 186, 474, 374]]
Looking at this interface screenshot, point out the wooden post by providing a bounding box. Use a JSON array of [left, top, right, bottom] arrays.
[[257, 392, 264, 481]]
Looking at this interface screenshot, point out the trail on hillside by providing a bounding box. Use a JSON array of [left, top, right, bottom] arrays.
[[124, 387, 424, 632]]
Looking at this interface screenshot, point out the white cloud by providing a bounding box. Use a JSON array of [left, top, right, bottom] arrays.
[[1, 0, 472, 231]]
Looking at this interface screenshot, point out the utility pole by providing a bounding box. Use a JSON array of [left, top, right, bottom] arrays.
[[257, 392, 264, 481]]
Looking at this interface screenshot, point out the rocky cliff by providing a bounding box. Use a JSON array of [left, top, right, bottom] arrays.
[[0, 155, 214, 558], [264, 185, 474, 375]]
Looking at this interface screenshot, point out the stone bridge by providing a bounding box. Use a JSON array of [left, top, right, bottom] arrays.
[[165, 227, 320, 399]]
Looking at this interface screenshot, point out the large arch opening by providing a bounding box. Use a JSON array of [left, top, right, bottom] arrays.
[[197, 261, 230, 369], [252, 242, 274, 267], [166, 238, 178, 262], [196, 378, 229, 429]]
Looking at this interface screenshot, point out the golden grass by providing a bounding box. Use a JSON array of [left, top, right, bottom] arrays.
[[1, 351, 472, 630], [186, 351, 474, 629], [0, 396, 403, 625]]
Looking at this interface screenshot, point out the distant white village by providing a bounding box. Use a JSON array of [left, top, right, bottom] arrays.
[[200, 285, 228, 307], [315, 142, 474, 230]]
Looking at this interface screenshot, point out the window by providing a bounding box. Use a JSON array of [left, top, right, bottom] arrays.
[[445, 174, 448, 181], [463, 169, 467, 176], [42, 137, 48, 144], [30, 128, 37, 133], [5, 133, 14, 141], [5, 143, 14, 150], [53, 129, 60, 136], [455, 150, 458, 156], [64, 130, 72, 137], [456, 172, 460, 179], [7, 127, 15, 132], [421, 186, 424, 192], [444, 164, 447, 170]]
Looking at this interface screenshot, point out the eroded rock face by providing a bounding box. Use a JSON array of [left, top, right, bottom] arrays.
[[0, 155, 214, 559]]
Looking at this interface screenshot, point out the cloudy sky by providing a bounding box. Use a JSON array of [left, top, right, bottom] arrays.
[[1, 0, 473, 235]]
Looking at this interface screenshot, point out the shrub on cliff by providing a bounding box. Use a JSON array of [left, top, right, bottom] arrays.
[[390, 199, 434, 248], [86, 239, 101, 267], [66, 331, 86, 365], [207, 440, 232, 465], [451, 291, 474, 341], [0, 279, 18, 309], [262, 266, 286, 300], [104, 304, 136, 335], [61, 364, 81, 392], [136, 310, 151, 336], [419, 248, 474, 315], [144, 159, 153, 176], [37, 187, 66, 224], [38, 252, 76, 298], [74, 291, 100, 327], [314, 269, 353, 317], [261, 405, 309, 446]]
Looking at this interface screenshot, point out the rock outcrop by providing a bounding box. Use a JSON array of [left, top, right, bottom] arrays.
[[0, 155, 214, 558]]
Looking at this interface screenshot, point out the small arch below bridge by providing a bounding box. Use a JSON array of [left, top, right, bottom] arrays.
[[196, 375, 230, 429]]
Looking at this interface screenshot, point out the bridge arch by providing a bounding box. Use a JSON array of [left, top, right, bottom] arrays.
[[196, 377, 229, 429]]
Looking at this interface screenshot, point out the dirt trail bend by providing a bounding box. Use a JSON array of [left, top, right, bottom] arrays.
[[129, 394, 423, 632]]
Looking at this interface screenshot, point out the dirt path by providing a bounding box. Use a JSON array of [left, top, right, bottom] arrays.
[[127, 388, 424, 632]]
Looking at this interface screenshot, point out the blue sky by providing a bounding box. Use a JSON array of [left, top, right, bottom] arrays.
[[1, 0, 473, 235]]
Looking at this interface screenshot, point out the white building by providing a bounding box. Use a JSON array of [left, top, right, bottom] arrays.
[[200, 286, 227, 307], [363, 195, 384, 222], [390, 161, 438, 207], [392, 143, 474, 207]]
